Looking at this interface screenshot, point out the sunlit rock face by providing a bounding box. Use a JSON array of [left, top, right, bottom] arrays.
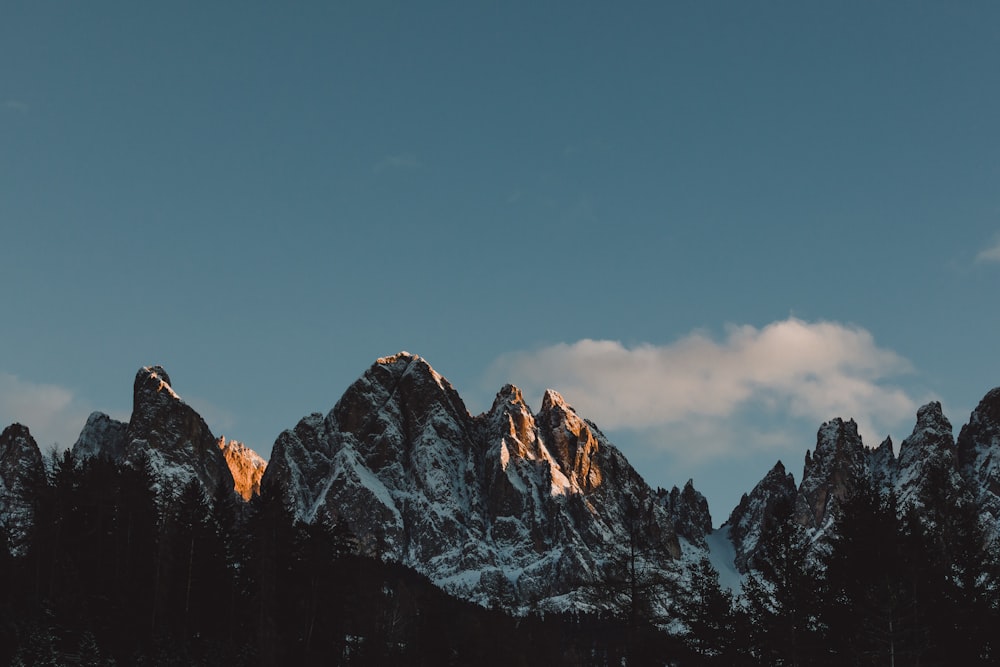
[[0, 423, 44, 553], [261, 352, 704, 612], [123, 366, 236, 499], [71, 369, 264, 503], [218, 437, 266, 500]]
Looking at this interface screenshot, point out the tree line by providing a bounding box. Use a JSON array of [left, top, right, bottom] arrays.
[[1, 450, 997, 665]]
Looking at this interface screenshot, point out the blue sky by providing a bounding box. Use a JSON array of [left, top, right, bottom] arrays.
[[3, 1, 999, 522]]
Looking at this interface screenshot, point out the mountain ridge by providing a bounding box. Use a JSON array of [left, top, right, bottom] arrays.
[[2, 352, 1000, 616]]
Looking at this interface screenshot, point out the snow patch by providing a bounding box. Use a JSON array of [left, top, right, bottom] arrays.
[[705, 526, 744, 593]]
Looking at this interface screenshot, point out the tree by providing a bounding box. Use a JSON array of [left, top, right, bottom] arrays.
[[822, 484, 919, 666], [741, 496, 824, 666], [675, 557, 740, 665]]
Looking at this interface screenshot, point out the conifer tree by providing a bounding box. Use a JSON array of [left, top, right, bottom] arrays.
[[741, 496, 823, 666]]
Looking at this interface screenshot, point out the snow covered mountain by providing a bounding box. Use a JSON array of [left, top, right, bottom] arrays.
[[0, 423, 44, 554], [261, 352, 712, 611], [4, 353, 1000, 616], [727, 395, 996, 573], [72, 366, 263, 501], [957, 388, 1000, 541]]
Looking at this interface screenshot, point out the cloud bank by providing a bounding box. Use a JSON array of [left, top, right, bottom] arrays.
[[0, 373, 98, 451], [976, 235, 1000, 263], [487, 319, 921, 462]]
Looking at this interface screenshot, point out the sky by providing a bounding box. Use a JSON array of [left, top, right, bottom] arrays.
[[2, 1, 999, 523]]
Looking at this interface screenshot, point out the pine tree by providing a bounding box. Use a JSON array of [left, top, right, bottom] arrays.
[[741, 496, 824, 666], [822, 484, 918, 665], [676, 557, 738, 664]]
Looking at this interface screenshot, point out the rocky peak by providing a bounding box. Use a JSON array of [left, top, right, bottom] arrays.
[[957, 388, 1000, 474], [663, 479, 713, 546], [0, 423, 45, 553], [124, 365, 236, 500], [73, 412, 128, 462], [218, 437, 267, 501], [796, 418, 868, 531], [486, 384, 538, 458], [896, 401, 959, 512], [262, 353, 690, 612], [956, 388, 1000, 537], [867, 435, 897, 494], [725, 460, 797, 572], [534, 389, 602, 494], [0, 423, 42, 461]]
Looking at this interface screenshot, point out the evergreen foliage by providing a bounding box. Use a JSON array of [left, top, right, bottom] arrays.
[[3, 447, 1000, 665]]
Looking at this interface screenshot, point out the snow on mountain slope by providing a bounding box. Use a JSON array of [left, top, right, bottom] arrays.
[[705, 525, 743, 593], [262, 352, 712, 612], [957, 388, 1000, 540], [71, 367, 263, 502], [0, 423, 44, 553]]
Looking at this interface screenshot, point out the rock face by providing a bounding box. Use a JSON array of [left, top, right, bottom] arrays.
[[661, 480, 713, 547], [729, 399, 977, 572], [0, 423, 45, 553], [218, 437, 267, 500], [725, 461, 797, 572], [796, 418, 869, 532], [957, 388, 1000, 539], [71, 367, 265, 502], [73, 412, 128, 462], [894, 402, 958, 508], [262, 352, 708, 611], [123, 366, 234, 498]]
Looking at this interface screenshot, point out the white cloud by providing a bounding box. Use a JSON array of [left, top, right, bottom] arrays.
[[373, 153, 421, 172], [0, 373, 99, 451], [486, 318, 921, 462], [975, 235, 1000, 263]]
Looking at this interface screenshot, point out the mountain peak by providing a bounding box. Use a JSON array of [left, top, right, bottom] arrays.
[[73, 412, 128, 462], [493, 383, 525, 406], [914, 400, 952, 434], [0, 422, 32, 443], [126, 365, 236, 498], [957, 387, 1000, 538], [135, 365, 180, 402], [375, 351, 418, 368], [0, 422, 45, 553], [540, 388, 568, 412]]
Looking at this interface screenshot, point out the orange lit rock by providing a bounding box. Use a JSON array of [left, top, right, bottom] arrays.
[[218, 437, 267, 500]]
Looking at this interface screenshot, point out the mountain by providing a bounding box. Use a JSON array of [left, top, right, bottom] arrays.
[[729, 394, 997, 572], [5, 353, 1000, 620], [219, 437, 267, 500], [724, 461, 797, 572], [0, 423, 44, 553], [261, 352, 712, 611], [72, 366, 263, 501], [957, 388, 1000, 541]]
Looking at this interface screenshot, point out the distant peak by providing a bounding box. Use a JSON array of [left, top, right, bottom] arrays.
[[135, 365, 180, 400], [376, 351, 419, 367], [0, 422, 33, 442], [490, 384, 527, 412], [541, 389, 568, 412], [971, 387, 1000, 425], [915, 400, 951, 432]]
